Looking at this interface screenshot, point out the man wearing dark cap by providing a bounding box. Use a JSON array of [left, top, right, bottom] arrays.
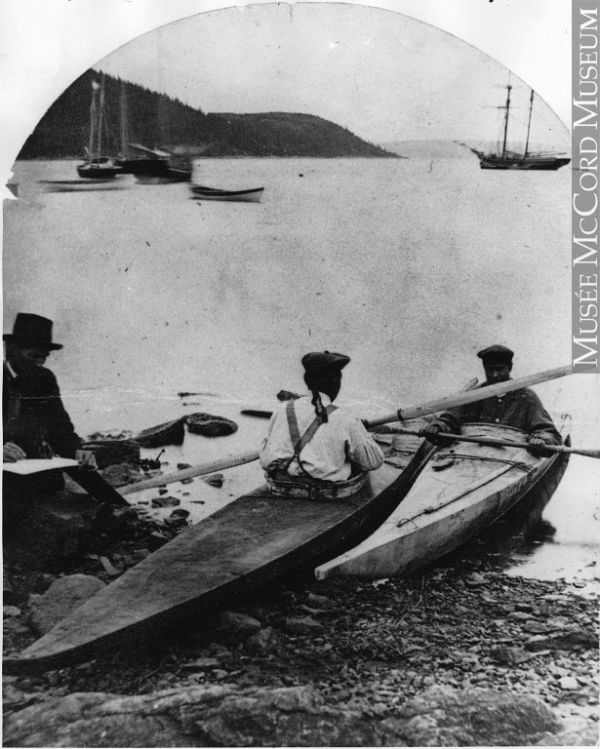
[[3, 313, 96, 468], [423, 345, 561, 456], [260, 351, 383, 485]]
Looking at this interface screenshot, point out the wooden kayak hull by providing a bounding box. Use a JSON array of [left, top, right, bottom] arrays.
[[315, 420, 571, 580], [4, 437, 434, 673]]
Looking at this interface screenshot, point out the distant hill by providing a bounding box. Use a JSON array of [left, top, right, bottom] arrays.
[[18, 70, 395, 160]]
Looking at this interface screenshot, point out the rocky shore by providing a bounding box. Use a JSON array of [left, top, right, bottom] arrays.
[[3, 541, 598, 746], [3, 417, 599, 747]]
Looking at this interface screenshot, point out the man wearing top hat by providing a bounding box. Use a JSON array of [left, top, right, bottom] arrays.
[[423, 345, 561, 457], [259, 350, 383, 485], [3, 313, 96, 469]]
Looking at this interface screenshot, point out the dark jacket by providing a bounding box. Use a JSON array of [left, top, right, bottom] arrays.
[[3, 362, 82, 459], [433, 384, 561, 445]]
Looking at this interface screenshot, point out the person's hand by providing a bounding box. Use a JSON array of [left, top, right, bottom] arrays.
[[421, 424, 449, 446], [3, 441, 27, 463], [76, 449, 97, 470], [527, 437, 554, 458]]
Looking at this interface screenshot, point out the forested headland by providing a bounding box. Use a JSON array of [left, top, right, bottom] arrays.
[[18, 70, 395, 159]]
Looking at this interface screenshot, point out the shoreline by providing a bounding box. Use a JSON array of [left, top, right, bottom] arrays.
[[3, 538, 598, 746]]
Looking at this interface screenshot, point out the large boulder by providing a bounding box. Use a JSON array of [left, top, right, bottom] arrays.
[[3, 682, 579, 748], [82, 440, 140, 469], [2, 685, 381, 748], [28, 574, 106, 635], [386, 685, 562, 746], [185, 413, 238, 438]]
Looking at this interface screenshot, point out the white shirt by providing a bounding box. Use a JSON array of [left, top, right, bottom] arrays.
[[259, 394, 384, 482]]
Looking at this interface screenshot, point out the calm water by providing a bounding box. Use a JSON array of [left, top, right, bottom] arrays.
[[4, 157, 599, 589]]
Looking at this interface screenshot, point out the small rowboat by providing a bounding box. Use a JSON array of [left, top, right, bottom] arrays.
[[315, 418, 571, 580], [133, 418, 185, 448], [191, 184, 264, 203], [76, 159, 122, 179], [4, 429, 435, 672], [38, 179, 124, 193]]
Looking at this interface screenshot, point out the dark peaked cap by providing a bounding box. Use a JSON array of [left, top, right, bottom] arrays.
[[3, 313, 63, 350], [302, 351, 351, 376], [477, 344, 514, 366]]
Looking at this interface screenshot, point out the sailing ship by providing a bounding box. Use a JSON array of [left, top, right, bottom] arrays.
[[468, 85, 571, 171], [114, 81, 196, 183], [77, 75, 123, 179]]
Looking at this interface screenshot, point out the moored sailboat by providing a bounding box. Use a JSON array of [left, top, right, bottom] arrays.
[[467, 85, 570, 171], [77, 75, 122, 179]]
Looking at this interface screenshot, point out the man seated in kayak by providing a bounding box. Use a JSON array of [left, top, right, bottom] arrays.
[[259, 351, 384, 491], [422, 345, 561, 457]]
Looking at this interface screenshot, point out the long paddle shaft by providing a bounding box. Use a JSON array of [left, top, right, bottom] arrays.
[[393, 428, 599, 459], [119, 450, 260, 495], [120, 365, 574, 496], [363, 365, 573, 429]]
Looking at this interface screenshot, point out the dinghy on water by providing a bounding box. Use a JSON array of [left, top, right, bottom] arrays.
[[191, 184, 264, 202], [315, 417, 571, 580]]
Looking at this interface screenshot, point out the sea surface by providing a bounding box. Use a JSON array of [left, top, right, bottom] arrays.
[[4, 157, 599, 591]]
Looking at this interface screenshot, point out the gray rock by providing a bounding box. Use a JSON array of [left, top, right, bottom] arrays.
[[151, 496, 180, 508], [202, 473, 224, 488], [185, 412, 238, 438], [181, 657, 220, 669], [306, 592, 331, 607], [99, 463, 144, 487], [525, 627, 598, 651], [28, 575, 106, 635], [508, 611, 533, 621], [218, 611, 262, 638], [2, 684, 381, 748], [283, 616, 325, 635], [245, 627, 277, 655], [558, 676, 579, 691], [391, 685, 561, 746]]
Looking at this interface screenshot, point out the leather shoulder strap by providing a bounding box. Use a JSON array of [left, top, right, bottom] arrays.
[[286, 400, 337, 459]]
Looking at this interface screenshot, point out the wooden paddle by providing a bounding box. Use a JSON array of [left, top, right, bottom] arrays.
[[121, 366, 573, 496], [392, 429, 599, 459], [119, 450, 260, 495], [363, 365, 573, 429]]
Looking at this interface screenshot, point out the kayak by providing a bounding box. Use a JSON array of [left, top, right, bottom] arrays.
[[4, 424, 434, 672], [191, 185, 264, 202], [315, 418, 571, 580]]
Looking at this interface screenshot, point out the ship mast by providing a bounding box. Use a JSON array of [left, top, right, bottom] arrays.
[[501, 83, 512, 158], [524, 88, 534, 158], [88, 81, 98, 158], [120, 80, 129, 159], [97, 73, 106, 157]]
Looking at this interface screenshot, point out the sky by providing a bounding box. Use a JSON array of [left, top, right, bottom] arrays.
[[92, 4, 567, 147], [0, 0, 571, 177]]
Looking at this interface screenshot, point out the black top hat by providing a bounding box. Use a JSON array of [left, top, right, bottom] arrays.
[[477, 344, 513, 367], [301, 350, 350, 377], [3, 313, 63, 350]]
